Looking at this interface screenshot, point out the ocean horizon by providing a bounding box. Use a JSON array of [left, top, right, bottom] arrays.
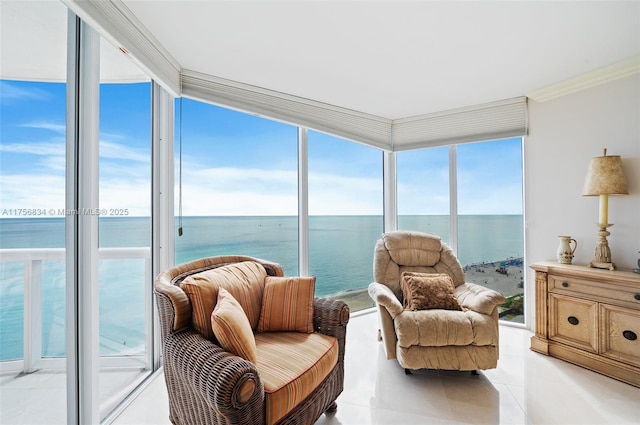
[[0, 214, 523, 360], [0, 214, 524, 295]]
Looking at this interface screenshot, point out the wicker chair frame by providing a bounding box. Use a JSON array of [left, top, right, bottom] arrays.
[[155, 255, 350, 425]]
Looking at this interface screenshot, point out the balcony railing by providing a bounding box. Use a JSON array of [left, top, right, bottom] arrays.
[[0, 247, 152, 374]]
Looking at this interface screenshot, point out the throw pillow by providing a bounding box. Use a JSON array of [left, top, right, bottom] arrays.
[[400, 272, 462, 311], [180, 261, 267, 341], [211, 288, 257, 364], [257, 276, 315, 333]]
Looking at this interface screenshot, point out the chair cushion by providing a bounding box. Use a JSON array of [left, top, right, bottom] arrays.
[[257, 276, 315, 333], [395, 309, 498, 347], [400, 272, 462, 311], [255, 332, 338, 425], [180, 261, 267, 341], [382, 231, 442, 266], [211, 288, 257, 363]]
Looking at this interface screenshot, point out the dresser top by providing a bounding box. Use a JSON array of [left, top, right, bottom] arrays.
[[531, 261, 640, 284]]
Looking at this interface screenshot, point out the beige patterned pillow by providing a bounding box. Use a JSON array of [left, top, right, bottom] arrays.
[[211, 288, 257, 363], [257, 276, 315, 333], [180, 261, 267, 341], [400, 272, 462, 311]]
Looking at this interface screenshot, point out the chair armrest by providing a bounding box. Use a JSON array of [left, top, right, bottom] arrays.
[[313, 297, 349, 361], [368, 282, 404, 319], [313, 297, 349, 337], [455, 282, 506, 315], [163, 329, 265, 423]]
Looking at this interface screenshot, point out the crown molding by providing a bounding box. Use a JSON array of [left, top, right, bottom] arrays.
[[527, 56, 640, 103], [62, 0, 181, 97]]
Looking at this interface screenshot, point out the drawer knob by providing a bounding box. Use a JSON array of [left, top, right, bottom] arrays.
[[562, 282, 569, 288], [634, 294, 640, 301], [623, 330, 637, 341], [567, 316, 579, 326]]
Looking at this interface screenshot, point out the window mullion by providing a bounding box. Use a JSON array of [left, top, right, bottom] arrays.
[[298, 128, 309, 276], [449, 145, 458, 255], [383, 151, 397, 233], [151, 82, 174, 369], [65, 12, 100, 425]]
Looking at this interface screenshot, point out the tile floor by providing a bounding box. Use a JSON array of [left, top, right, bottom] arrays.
[[0, 366, 149, 425], [113, 310, 640, 425]]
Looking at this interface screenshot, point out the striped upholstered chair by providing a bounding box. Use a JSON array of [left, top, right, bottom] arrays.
[[154, 255, 349, 425]]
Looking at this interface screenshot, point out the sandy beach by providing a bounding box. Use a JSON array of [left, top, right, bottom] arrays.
[[329, 288, 375, 312], [462, 258, 524, 298], [328, 258, 525, 315]]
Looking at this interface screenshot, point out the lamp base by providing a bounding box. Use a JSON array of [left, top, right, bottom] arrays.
[[590, 223, 616, 271], [589, 260, 616, 271]]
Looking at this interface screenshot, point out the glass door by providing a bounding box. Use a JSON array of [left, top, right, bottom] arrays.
[[0, 2, 69, 423], [97, 38, 153, 419]]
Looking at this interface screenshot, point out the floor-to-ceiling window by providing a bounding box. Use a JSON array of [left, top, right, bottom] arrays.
[[457, 138, 524, 322], [0, 1, 69, 423], [97, 38, 153, 418], [397, 145, 451, 242], [397, 138, 525, 323], [308, 131, 383, 311], [1, 4, 165, 422], [174, 100, 299, 274]]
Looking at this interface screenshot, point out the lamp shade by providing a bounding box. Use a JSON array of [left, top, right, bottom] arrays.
[[582, 152, 629, 196]]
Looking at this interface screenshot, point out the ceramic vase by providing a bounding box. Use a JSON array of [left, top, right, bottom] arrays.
[[557, 236, 577, 264]]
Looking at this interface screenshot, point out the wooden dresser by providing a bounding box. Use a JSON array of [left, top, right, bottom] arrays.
[[530, 261, 640, 387]]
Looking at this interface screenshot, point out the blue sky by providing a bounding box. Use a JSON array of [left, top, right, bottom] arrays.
[[1, 80, 523, 217]]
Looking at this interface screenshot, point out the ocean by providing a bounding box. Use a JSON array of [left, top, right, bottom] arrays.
[[0, 215, 523, 361]]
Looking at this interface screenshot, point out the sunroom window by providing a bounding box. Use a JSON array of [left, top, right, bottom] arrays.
[[397, 138, 525, 323]]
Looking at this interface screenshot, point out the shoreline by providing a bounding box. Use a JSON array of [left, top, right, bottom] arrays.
[[327, 257, 525, 312]]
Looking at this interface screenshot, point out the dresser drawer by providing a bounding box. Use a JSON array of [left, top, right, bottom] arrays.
[[549, 294, 598, 353], [549, 274, 640, 306], [600, 304, 640, 366]]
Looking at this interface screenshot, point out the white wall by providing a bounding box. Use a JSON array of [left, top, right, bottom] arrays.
[[525, 73, 640, 327]]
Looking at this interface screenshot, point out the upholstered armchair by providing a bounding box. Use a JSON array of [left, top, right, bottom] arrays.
[[368, 231, 505, 372], [155, 255, 349, 425]]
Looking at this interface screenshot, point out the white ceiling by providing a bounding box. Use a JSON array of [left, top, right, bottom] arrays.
[[0, 1, 150, 83], [122, 0, 640, 119], [2, 1, 639, 120]]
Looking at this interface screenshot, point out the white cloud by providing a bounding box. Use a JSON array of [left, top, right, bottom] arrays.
[[100, 179, 151, 216], [0, 81, 50, 102], [0, 173, 152, 217], [178, 166, 382, 216], [181, 186, 297, 216], [308, 172, 382, 215], [19, 122, 66, 135], [2, 151, 381, 217], [0, 141, 64, 156], [100, 140, 149, 163], [0, 174, 65, 211], [1, 138, 149, 167], [1, 138, 151, 215]]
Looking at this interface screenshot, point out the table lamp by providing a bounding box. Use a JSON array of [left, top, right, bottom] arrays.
[[582, 149, 629, 270]]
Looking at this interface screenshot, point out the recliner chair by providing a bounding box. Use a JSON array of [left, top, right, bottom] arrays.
[[368, 231, 505, 372]]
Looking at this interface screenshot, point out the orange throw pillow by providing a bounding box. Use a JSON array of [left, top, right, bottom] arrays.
[[400, 272, 462, 311], [257, 276, 315, 333], [211, 288, 257, 363]]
